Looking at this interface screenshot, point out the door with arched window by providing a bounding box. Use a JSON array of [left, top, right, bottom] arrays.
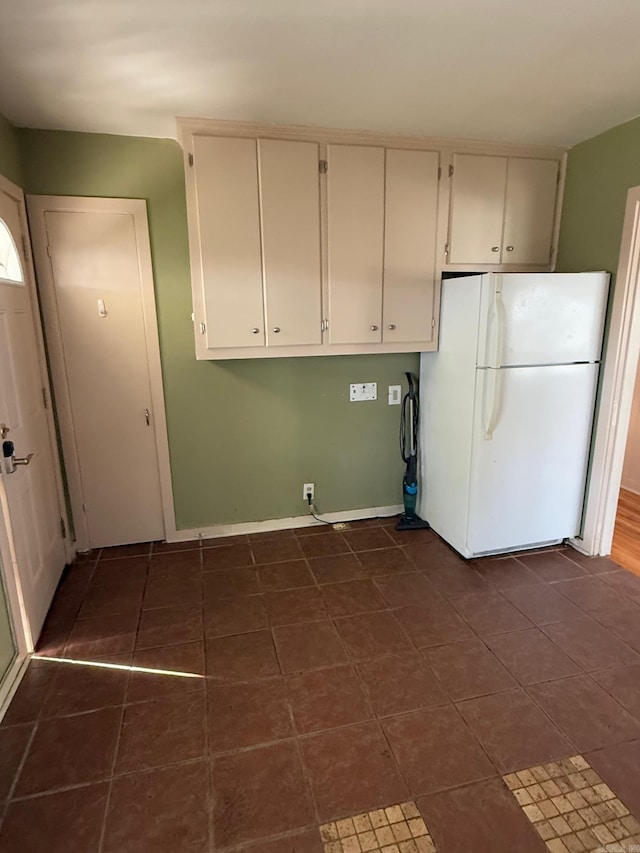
[[0, 175, 67, 649]]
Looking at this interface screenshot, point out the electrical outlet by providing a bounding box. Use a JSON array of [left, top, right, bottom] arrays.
[[388, 385, 402, 405], [303, 483, 315, 502], [350, 382, 377, 401]]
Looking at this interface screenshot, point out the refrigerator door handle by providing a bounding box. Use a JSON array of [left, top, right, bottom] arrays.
[[487, 288, 506, 369], [482, 369, 503, 440]]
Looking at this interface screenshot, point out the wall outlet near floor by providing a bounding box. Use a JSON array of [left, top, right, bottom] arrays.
[[303, 483, 315, 502], [388, 385, 402, 405], [350, 382, 377, 401]]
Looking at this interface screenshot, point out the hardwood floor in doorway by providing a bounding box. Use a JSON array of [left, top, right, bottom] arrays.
[[612, 488, 640, 575]]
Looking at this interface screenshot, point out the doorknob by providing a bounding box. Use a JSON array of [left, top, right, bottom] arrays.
[[2, 440, 33, 474], [0, 423, 9, 439], [145, 408, 150, 426]]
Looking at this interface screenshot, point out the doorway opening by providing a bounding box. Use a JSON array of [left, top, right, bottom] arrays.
[[579, 185, 640, 560], [610, 354, 640, 574]]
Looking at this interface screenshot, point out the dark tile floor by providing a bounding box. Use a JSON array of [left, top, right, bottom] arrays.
[[1, 520, 640, 851]]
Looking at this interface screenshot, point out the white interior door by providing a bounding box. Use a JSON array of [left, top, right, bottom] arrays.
[[29, 199, 169, 550], [467, 363, 599, 555], [0, 181, 67, 644]]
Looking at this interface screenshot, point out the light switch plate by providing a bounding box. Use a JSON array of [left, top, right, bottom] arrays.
[[388, 385, 402, 405], [350, 382, 377, 401]]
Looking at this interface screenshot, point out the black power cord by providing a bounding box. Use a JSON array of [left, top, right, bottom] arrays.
[[307, 492, 333, 525]]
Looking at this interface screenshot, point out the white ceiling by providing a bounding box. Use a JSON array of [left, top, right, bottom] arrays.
[[1, 0, 639, 146]]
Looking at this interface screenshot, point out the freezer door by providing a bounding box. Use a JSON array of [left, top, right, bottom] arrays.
[[477, 272, 609, 367], [466, 363, 598, 556]]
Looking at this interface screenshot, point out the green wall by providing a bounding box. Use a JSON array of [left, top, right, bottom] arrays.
[[19, 130, 414, 530], [0, 113, 23, 187], [557, 115, 640, 275]]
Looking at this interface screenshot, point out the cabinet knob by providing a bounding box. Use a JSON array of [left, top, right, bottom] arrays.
[[272, 327, 281, 333], [491, 246, 500, 252], [388, 324, 396, 330], [506, 245, 514, 252], [370, 325, 379, 331], [252, 328, 260, 334]]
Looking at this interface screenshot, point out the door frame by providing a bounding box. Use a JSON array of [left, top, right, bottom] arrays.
[[0, 173, 71, 666], [0, 503, 31, 716], [574, 185, 640, 555], [27, 196, 177, 550]]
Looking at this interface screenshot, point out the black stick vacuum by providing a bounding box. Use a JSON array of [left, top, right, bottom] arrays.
[[396, 372, 430, 531]]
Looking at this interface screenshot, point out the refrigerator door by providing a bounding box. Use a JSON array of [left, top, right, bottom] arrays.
[[477, 272, 609, 368], [466, 362, 598, 557]]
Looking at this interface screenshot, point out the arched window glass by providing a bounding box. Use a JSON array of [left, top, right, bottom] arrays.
[[0, 220, 24, 283]]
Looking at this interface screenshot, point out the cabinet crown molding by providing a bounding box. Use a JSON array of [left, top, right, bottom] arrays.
[[176, 117, 567, 160]]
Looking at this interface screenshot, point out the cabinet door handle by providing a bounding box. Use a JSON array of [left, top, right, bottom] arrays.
[[272, 327, 281, 333], [388, 324, 396, 330], [491, 246, 500, 252], [252, 328, 260, 334], [370, 325, 379, 331], [505, 245, 514, 252]]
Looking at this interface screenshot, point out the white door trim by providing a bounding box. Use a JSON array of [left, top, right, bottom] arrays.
[[574, 185, 640, 555], [0, 475, 31, 719], [27, 196, 177, 549]]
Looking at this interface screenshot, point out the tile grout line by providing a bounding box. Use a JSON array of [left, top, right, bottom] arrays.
[[6, 755, 211, 805], [95, 704, 126, 853], [0, 720, 39, 832], [202, 556, 217, 853], [93, 546, 150, 853]]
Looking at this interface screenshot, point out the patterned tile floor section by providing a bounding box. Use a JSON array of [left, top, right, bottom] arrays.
[[320, 802, 435, 853], [504, 755, 640, 852]]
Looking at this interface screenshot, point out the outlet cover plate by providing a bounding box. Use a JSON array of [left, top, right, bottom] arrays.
[[350, 382, 377, 401], [388, 385, 402, 405]]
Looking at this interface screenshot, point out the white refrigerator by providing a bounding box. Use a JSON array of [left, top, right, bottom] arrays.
[[418, 272, 609, 558]]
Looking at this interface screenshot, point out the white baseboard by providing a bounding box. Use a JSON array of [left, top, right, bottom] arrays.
[[167, 504, 404, 543], [621, 482, 640, 496]]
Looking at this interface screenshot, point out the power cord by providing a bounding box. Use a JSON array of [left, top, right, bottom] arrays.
[[307, 492, 333, 525]]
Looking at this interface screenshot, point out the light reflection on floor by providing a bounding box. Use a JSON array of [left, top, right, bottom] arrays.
[[34, 655, 205, 679]]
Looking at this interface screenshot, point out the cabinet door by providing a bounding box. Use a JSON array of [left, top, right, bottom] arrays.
[[383, 149, 440, 344], [258, 139, 322, 347], [327, 145, 384, 344], [193, 136, 264, 349], [448, 154, 507, 264], [503, 158, 559, 265]]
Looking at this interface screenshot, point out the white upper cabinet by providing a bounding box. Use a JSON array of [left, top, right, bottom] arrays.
[[447, 152, 560, 267], [180, 120, 565, 359], [326, 145, 385, 345], [192, 136, 265, 349], [448, 153, 507, 264], [502, 158, 560, 266], [383, 148, 440, 344], [258, 139, 322, 347]]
